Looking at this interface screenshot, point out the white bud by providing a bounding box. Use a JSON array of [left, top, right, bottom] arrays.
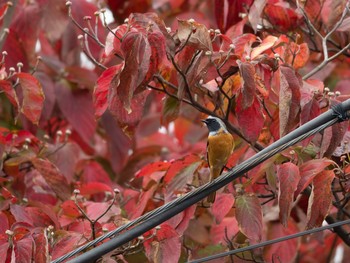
[[188, 18, 195, 24]]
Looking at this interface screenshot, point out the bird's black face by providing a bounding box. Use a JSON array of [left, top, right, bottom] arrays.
[[202, 118, 221, 132]]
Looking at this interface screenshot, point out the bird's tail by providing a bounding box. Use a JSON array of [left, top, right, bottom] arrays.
[[207, 167, 223, 204], [207, 192, 216, 203]]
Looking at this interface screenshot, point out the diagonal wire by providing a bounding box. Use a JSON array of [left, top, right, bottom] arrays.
[[189, 218, 350, 263], [53, 100, 350, 263]]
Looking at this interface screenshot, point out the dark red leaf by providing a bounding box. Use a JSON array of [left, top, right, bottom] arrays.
[[33, 229, 49, 263], [32, 158, 71, 200], [264, 3, 301, 31], [65, 66, 98, 90], [236, 93, 264, 142], [0, 240, 10, 263], [306, 170, 335, 229], [17, 73, 45, 125], [237, 60, 256, 108], [235, 193, 262, 241], [214, 0, 225, 32], [277, 163, 300, 227], [321, 120, 348, 157], [295, 158, 335, 196], [116, 32, 151, 112], [108, 89, 151, 128], [0, 80, 19, 110], [55, 81, 96, 144], [13, 236, 32, 263], [93, 64, 123, 118], [279, 66, 301, 136]]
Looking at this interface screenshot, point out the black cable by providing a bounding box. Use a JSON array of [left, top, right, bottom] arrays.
[[189, 219, 350, 263], [53, 99, 350, 263]]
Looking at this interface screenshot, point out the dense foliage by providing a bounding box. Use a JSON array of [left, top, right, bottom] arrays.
[[1, 0, 350, 262]]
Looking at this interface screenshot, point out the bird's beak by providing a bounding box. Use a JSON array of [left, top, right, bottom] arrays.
[[201, 119, 207, 124]]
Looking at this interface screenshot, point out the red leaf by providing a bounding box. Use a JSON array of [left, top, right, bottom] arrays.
[[93, 64, 123, 118], [33, 229, 49, 263], [116, 32, 151, 112], [143, 30, 168, 84], [251, 35, 278, 59], [285, 43, 310, 69], [51, 231, 83, 260], [166, 161, 201, 199], [211, 193, 234, 224], [109, 89, 151, 128], [50, 142, 81, 184], [237, 60, 256, 109], [79, 182, 113, 196], [0, 240, 10, 263], [295, 158, 335, 196], [210, 217, 239, 244], [236, 93, 264, 142], [306, 170, 335, 229], [145, 235, 181, 263], [321, 121, 348, 157], [85, 201, 120, 222], [232, 33, 257, 58], [65, 66, 98, 89], [32, 158, 71, 200], [130, 185, 157, 219], [16, 73, 45, 125], [0, 212, 9, 234], [0, 80, 19, 110], [214, 0, 225, 32], [60, 200, 81, 218], [10, 205, 55, 228], [264, 220, 299, 262], [301, 97, 320, 125], [13, 236, 32, 263], [277, 163, 300, 227], [166, 205, 196, 235], [164, 154, 201, 183], [264, 3, 301, 31], [235, 193, 262, 241], [55, 81, 96, 144], [279, 66, 301, 136], [136, 161, 171, 178], [321, 0, 348, 28]]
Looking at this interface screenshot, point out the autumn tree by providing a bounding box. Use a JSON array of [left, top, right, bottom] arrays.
[[1, 0, 350, 262]]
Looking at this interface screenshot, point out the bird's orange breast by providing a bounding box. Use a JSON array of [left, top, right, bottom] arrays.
[[207, 132, 234, 169]]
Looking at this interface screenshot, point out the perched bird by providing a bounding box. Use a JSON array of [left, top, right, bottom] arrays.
[[202, 116, 234, 203]]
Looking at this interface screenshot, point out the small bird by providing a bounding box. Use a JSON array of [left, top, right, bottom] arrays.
[[202, 116, 234, 203]]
